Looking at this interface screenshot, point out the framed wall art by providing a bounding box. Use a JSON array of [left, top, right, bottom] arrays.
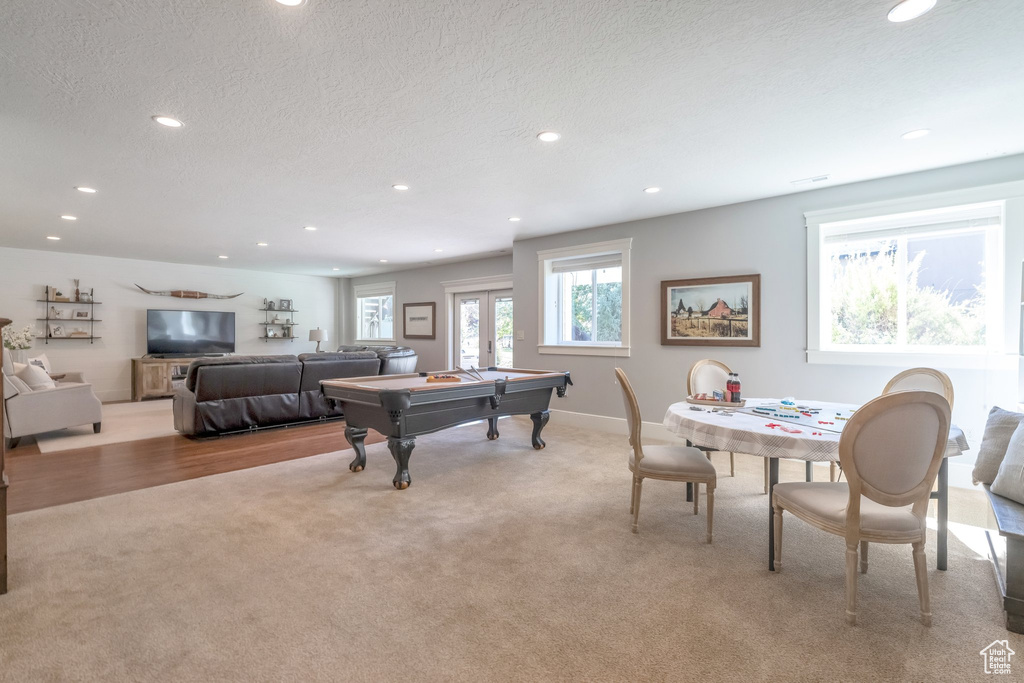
[[403, 302, 436, 339], [661, 274, 760, 347]]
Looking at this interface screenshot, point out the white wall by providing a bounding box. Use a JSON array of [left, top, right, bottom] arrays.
[[0, 247, 339, 402], [346, 256, 513, 371], [512, 153, 1024, 481]]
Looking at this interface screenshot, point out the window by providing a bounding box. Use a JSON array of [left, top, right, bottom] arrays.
[[538, 239, 631, 356], [805, 182, 1024, 367], [354, 282, 395, 342]]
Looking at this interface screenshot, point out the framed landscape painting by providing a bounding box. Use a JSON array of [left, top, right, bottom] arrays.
[[661, 274, 760, 346]]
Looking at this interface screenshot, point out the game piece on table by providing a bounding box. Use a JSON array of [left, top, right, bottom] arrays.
[[426, 373, 462, 383]]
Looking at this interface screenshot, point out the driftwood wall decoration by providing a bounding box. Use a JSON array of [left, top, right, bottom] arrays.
[[135, 284, 243, 299]]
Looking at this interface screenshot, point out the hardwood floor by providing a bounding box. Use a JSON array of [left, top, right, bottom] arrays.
[[7, 422, 385, 514]]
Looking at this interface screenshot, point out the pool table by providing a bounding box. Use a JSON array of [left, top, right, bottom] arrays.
[[320, 367, 572, 489]]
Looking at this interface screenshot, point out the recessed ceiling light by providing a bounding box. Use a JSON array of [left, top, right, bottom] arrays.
[[644, 187, 661, 194], [61, 215, 77, 220], [379, 259, 388, 263], [392, 184, 409, 191], [508, 216, 521, 222], [218, 255, 229, 259], [47, 236, 61, 241], [332, 267, 340, 271], [275, 0, 306, 5], [887, 0, 937, 23], [304, 226, 317, 231], [152, 115, 184, 128], [900, 128, 931, 140], [434, 248, 444, 253], [256, 242, 268, 247], [537, 131, 561, 142], [75, 186, 97, 193]]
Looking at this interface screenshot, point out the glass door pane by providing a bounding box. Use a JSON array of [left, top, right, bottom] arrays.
[[492, 291, 514, 367], [455, 294, 485, 369]]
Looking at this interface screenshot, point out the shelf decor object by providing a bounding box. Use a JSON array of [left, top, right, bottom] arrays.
[[262, 298, 297, 341], [1, 318, 9, 593], [37, 285, 101, 343]]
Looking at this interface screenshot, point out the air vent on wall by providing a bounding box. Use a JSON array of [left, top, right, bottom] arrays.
[[791, 175, 831, 186]]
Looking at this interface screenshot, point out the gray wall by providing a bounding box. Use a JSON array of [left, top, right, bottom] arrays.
[[512, 154, 1024, 464], [346, 256, 513, 370]]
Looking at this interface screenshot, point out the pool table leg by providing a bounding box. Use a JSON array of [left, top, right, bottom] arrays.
[[345, 426, 369, 472], [530, 410, 550, 450], [487, 417, 500, 440], [388, 437, 416, 490]]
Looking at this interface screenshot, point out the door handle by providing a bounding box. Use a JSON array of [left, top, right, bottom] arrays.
[[488, 340, 493, 353]]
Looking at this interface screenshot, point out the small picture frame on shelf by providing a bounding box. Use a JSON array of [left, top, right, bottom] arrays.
[[279, 299, 292, 311], [74, 310, 91, 319], [267, 328, 276, 338], [48, 324, 65, 338]]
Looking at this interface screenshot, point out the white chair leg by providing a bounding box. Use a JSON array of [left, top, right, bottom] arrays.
[[693, 482, 699, 515], [764, 458, 770, 495], [913, 541, 931, 626], [730, 452, 735, 477], [629, 474, 636, 514], [860, 541, 868, 574], [632, 478, 643, 533], [772, 503, 783, 572], [845, 543, 859, 625], [706, 485, 715, 544]]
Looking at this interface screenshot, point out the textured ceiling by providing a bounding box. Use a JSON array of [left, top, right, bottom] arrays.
[[1, 0, 1022, 276]]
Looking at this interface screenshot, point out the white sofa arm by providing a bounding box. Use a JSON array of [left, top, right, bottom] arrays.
[[4, 382, 103, 439], [58, 371, 87, 384]]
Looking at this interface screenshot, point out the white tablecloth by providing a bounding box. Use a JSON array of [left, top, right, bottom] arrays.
[[662, 398, 969, 463]]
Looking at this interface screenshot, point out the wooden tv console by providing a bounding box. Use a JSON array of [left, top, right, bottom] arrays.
[[131, 357, 195, 401]]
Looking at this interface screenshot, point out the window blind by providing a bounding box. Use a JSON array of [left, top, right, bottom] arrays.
[[550, 253, 622, 274]]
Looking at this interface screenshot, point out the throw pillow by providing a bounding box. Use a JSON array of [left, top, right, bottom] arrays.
[[27, 353, 52, 373], [972, 407, 1024, 485], [991, 423, 1024, 505], [15, 363, 55, 391]]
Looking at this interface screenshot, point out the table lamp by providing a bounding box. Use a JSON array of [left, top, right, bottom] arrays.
[[309, 327, 328, 353]]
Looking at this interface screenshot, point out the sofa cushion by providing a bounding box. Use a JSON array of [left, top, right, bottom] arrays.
[[185, 355, 300, 393], [187, 355, 302, 401], [4, 373, 31, 396], [16, 363, 56, 391], [973, 407, 1024, 485], [991, 422, 1024, 505], [297, 352, 380, 391]]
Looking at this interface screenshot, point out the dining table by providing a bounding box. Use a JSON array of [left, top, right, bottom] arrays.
[[662, 397, 970, 572]]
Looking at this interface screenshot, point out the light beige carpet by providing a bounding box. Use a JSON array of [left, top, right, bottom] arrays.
[[2, 417, 1018, 681], [34, 399, 176, 453]]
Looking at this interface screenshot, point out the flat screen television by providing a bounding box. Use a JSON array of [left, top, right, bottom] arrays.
[[147, 309, 236, 355]]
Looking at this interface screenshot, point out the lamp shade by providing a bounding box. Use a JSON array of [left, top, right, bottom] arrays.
[[308, 328, 328, 343]]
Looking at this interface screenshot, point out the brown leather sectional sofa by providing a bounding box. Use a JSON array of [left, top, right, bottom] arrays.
[[172, 347, 417, 436]]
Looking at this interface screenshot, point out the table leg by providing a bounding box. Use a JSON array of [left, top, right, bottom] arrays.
[[486, 417, 500, 440], [530, 410, 550, 450], [768, 457, 779, 571], [805, 461, 813, 482], [685, 440, 694, 502], [345, 426, 369, 472], [937, 458, 948, 571], [388, 436, 416, 490]]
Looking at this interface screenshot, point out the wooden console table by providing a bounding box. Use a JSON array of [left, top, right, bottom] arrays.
[[985, 485, 1024, 633], [131, 357, 194, 401]]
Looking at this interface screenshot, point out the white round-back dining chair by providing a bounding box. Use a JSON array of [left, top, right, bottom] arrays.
[[883, 367, 954, 411], [686, 359, 736, 477], [771, 391, 951, 626]]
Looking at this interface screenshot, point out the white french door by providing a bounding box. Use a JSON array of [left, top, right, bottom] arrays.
[[453, 289, 513, 369]]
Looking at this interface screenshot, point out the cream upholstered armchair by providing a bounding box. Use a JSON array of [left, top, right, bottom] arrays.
[[771, 391, 951, 626], [2, 352, 102, 449], [616, 368, 717, 542]]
